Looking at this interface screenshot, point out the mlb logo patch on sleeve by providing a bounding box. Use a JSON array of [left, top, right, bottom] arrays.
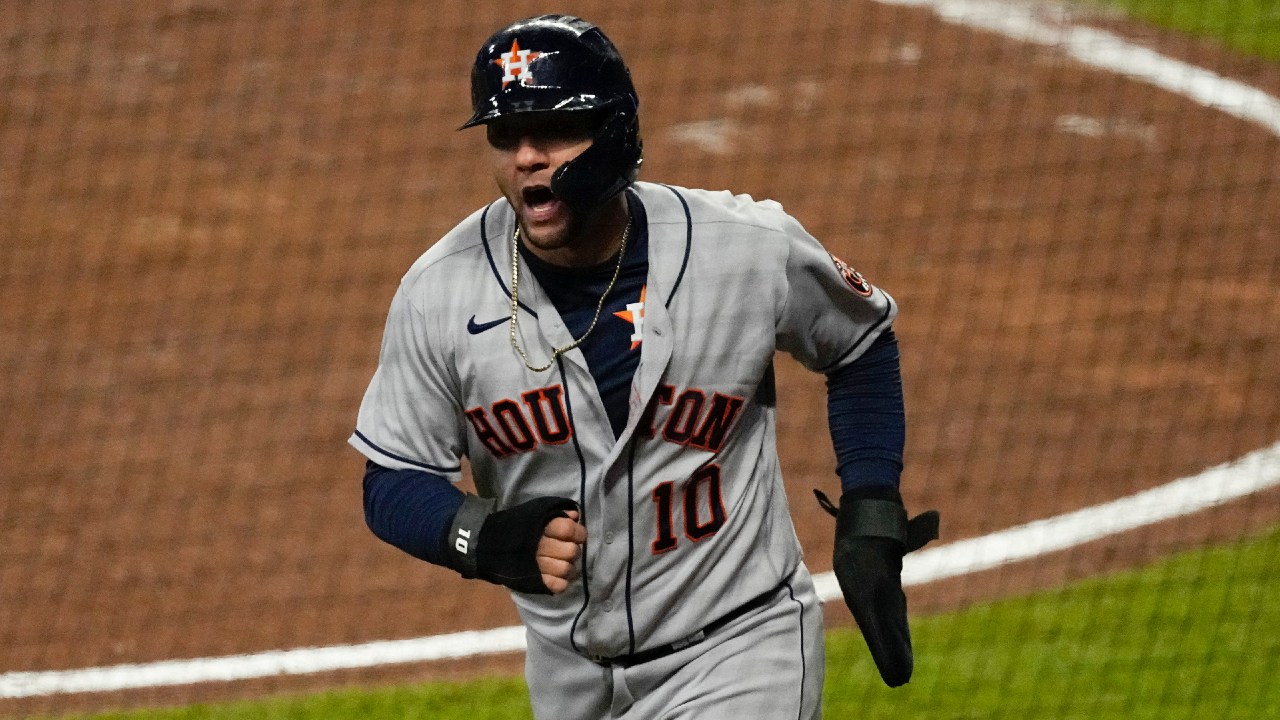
[[830, 254, 874, 297]]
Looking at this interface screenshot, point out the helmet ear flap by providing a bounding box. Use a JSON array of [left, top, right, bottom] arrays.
[[550, 103, 643, 215]]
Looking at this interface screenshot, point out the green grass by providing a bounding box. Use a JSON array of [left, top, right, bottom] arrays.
[[1081, 0, 1280, 61], [824, 523, 1280, 719], [62, 677, 536, 720], [54, 525, 1280, 720]]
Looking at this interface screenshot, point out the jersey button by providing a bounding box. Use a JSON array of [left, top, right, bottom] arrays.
[[602, 600, 614, 612], [604, 532, 615, 544]]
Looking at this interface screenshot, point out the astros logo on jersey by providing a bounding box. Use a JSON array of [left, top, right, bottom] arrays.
[[494, 39, 540, 88], [613, 285, 646, 350], [830, 255, 874, 297]]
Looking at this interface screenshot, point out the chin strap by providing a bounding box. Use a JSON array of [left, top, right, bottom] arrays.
[[549, 101, 642, 215]]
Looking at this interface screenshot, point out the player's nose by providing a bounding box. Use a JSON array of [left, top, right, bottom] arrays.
[[513, 138, 551, 173]]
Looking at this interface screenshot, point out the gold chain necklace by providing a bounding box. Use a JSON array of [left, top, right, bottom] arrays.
[[509, 215, 631, 373]]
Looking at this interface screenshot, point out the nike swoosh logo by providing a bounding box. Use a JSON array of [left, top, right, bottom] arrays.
[[467, 315, 507, 335]]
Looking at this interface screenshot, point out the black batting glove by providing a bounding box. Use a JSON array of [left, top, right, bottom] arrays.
[[817, 486, 939, 687], [444, 495, 580, 595]]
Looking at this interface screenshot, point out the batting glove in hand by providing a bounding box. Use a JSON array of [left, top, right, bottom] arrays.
[[817, 486, 939, 687], [446, 495, 580, 595]]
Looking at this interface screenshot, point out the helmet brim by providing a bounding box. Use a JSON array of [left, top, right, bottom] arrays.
[[459, 100, 614, 131]]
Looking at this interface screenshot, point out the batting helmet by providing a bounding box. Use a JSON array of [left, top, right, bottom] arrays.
[[461, 15, 642, 215]]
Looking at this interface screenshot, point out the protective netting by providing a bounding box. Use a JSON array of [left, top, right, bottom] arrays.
[[2, 0, 1278, 717]]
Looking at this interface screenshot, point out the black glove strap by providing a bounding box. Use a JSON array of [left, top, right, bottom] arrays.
[[840, 498, 909, 544], [905, 510, 941, 553], [445, 494, 496, 579], [814, 488, 940, 553]]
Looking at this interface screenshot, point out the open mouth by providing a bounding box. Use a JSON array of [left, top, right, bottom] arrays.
[[522, 185, 559, 213]]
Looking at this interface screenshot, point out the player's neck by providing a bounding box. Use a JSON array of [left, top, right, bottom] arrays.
[[521, 194, 629, 269]]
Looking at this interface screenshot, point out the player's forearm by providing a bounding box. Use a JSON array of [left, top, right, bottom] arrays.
[[825, 328, 905, 492], [362, 460, 466, 565]]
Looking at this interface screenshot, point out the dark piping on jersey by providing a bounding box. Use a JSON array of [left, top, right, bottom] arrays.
[[785, 582, 806, 720], [659, 184, 693, 308], [624, 435, 638, 654], [353, 430, 462, 474], [559, 357, 591, 654], [816, 298, 893, 375], [479, 202, 539, 318]]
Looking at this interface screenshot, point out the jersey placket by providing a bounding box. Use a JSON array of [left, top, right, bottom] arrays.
[[509, 240, 630, 657], [579, 294, 676, 658], [574, 216, 683, 658]]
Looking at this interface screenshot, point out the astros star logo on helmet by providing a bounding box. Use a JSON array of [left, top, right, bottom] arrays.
[[494, 39, 540, 88]]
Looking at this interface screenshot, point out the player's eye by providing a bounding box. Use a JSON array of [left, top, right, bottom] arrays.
[[486, 124, 520, 150], [486, 112, 601, 151]]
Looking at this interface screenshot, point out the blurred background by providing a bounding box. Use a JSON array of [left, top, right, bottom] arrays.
[[1, 0, 1278, 717]]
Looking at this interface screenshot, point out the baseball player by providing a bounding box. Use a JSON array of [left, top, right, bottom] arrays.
[[351, 15, 937, 719]]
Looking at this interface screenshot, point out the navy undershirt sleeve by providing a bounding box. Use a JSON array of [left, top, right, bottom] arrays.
[[826, 328, 906, 493], [362, 460, 466, 565]]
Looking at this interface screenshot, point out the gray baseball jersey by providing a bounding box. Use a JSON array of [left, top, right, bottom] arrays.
[[351, 180, 896, 663]]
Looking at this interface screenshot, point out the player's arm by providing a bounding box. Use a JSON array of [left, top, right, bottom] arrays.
[[826, 328, 905, 495], [355, 282, 587, 594], [770, 216, 939, 686], [820, 328, 939, 687], [362, 461, 585, 594], [362, 460, 466, 564]]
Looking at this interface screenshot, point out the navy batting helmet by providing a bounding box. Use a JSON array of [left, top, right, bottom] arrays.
[[462, 15, 642, 215]]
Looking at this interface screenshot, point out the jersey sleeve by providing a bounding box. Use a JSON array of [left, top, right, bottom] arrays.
[[775, 219, 898, 374], [349, 283, 467, 479]]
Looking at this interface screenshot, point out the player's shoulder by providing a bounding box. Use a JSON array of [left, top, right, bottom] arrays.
[[633, 181, 803, 240], [398, 201, 507, 298], [401, 204, 488, 279]]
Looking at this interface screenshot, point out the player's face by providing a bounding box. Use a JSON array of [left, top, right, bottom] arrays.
[[487, 112, 599, 253]]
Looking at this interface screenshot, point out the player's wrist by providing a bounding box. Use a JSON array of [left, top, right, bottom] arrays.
[[475, 496, 580, 594], [839, 483, 904, 507], [444, 494, 496, 579], [444, 495, 582, 594]]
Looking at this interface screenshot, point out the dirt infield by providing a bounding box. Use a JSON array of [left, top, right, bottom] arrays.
[[2, 0, 1279, 717]]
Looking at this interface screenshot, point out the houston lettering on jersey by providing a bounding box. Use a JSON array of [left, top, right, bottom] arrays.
[[465, 385, 572, 459], [638, 384, 744, 452], [465, 383, 744, 459]]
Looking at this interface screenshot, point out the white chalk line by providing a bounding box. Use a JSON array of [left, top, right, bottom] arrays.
[[4, 440, 1278, 699], [6, 0, 1280, 701], [0, 628, 528, 701], [877, 0, 1280, 137], [816, 440, 1280, 600]]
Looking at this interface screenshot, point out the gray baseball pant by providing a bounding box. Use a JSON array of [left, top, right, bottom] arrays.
[[525, 564, 825, 720]]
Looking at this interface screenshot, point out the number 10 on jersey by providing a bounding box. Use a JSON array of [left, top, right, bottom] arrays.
[[651, 464, 726, 553]]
